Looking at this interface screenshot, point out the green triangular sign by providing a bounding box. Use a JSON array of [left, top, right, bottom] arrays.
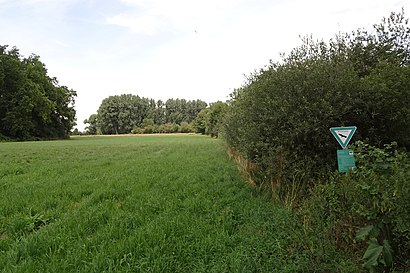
[[330, 126, 357, 149]]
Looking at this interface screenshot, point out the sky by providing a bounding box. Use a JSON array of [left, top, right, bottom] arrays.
[[0, 0, 408, 131]]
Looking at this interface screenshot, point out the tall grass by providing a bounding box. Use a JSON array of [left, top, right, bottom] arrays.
[[0, 135, 356, 272]]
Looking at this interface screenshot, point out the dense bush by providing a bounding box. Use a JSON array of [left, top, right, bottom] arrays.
[[302, 141, 409, 271], [223, 10, 410, 272], [223, 10, 410, 199], [193, 101, 228, 137], [131, 122, 194, 134]]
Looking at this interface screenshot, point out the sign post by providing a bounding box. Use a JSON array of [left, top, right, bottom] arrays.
[[337, 149, 355, 172], [330, 126, 357, 173]]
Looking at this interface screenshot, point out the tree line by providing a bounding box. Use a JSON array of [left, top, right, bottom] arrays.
[[0, 46, 77, 140], [83, 94, 228, 136]]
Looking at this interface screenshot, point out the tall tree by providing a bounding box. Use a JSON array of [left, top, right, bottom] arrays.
[[92, 95, 208, 134], [207, 101, 228, 137], [0, 45, 76, 140], [97, 94, 152, 134]]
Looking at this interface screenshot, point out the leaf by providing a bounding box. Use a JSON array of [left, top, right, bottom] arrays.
[[359, 184, 371, 190], [355, 225, 374, 241], [381, 240, 393, 268], [362, 238, 383, 270]]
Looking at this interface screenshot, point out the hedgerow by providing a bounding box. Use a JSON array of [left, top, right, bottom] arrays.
[[223, 10, 410, 271]]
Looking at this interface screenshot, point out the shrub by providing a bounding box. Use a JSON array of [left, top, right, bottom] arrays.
[[179, 122, 193, 133], [301, 141, 409, 271], [223, 10, 410, 201], [223, 11, 410, 271], [143, 125, 155, 134], [131, 127, 144, 134]]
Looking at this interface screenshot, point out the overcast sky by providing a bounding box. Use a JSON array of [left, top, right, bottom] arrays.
[[0, 0, 408, 130]]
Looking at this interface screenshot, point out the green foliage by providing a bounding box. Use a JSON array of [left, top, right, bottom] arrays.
[[222, 10, 410, 271], [84, 114, 99, 135], [131, 122, 194, 134], [11, 212, 54, 236], [356, 227, 393, 272], [94, 95, 207, 135], [353, 141, 404, 175], [179, 121, 192, 133], [223, 10, 410, 199], [140, 117, 154, 128], [193, 101, 228, 137], [352, 142, 410, 270], [94, 94, 228, 137], [164, 98, 207, 124], [193, 108, 209, 134], [207, 101, 229, 137], [361, 238, 392, 272], [301, 141, 409, 271], [97, 94, 147, 134], [0, 45, 77, 140]]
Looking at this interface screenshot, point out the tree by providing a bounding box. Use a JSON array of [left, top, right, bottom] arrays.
[[153, 100, 166, 125], [140, 117, 154, 128], [0, 45, 77, 140], [92, 94, 208, 135], [84, 114, 98, 135], [207, 101, 228, 137], [187, 99, 207, 123], [165, 98, 207, 124], [193, 108, 209, 134]]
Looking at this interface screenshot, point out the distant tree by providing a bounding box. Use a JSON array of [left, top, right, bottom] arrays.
[[188, 99, 207, 122], [165, 99, 183, 124], [153, 100, 166, 125], [97, 95, 120, 134], [192, 102, 228, 136], [84, 114, 98, 135], [140, 118, 154, 128], [97, 94, 151, 134], [71, 128, 80, 135], [207, 101, 228, 137], [193, 108, 210, 134], [179, 121, 193, 133], [92, 94, 208, 135], [165, 98, 207, 124]]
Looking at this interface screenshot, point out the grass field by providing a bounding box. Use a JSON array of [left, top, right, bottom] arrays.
[[0, 135, 357, 272]]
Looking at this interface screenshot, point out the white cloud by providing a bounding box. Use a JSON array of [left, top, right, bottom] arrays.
[[107, 0, 251, 36], [0, 0, 79, 8], [107, 13, 163, 35], [52, 39, 70, 48]]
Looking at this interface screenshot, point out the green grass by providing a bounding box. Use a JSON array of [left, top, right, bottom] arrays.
[[0, 135, 357, 272]]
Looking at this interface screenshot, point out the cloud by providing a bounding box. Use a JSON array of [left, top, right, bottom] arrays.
[[0, 0, 78, 8], [52, 39, 70, 48], [106, 0, 250, 36], [107, 13, 163, 35]]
